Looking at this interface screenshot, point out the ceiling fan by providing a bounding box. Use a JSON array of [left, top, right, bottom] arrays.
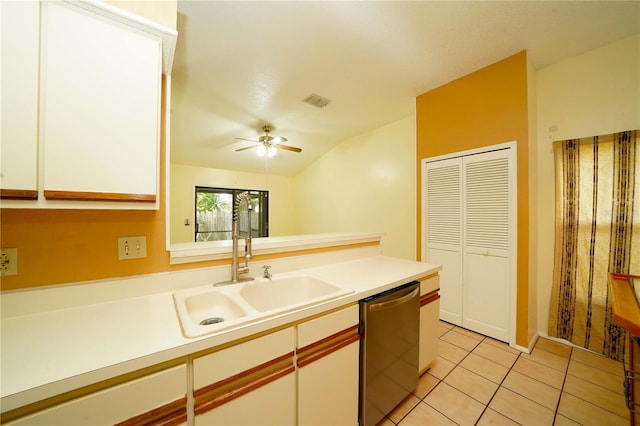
[[235, 125, 302, 157]]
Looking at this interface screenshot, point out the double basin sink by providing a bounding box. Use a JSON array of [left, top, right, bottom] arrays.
[[173, 273, 353, 338]]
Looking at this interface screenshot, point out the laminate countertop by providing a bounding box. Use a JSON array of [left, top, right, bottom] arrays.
[[1, 255, 441, 412]]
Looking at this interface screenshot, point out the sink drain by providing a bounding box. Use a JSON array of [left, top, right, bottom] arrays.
[[200, 317, 224, 326]]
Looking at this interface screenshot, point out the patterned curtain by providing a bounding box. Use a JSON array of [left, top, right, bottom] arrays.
[[548, 130, 639, 361]]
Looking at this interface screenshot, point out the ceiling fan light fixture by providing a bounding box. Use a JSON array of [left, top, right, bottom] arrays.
[[256, 143, 278, 158], [235, 125, 300, 155]]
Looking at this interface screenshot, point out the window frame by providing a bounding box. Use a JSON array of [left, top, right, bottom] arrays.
[[194, 186, 269, 242]]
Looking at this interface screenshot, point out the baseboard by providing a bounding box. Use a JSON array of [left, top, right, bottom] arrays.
[[537, 331, 588, 351], [508, 333, 536, 354]]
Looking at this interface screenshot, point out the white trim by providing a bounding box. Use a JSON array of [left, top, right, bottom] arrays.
[[523, 331, 539, 354], [536, 331, 602, 353], [169, 232, 385, 264], [420, 141, 516, 164], [165, 74, 172, 251], [63, 0, 177, 74], [513, 342, 532, 355]]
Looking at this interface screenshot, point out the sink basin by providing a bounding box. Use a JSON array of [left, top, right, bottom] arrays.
[[173, 274, 353, 338], [240, 275, 347, 312], [173, 287, 255, 337], [185, 290, 247, 323]]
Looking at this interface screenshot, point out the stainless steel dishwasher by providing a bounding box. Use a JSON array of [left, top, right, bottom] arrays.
[[359, 281, 420, 426]]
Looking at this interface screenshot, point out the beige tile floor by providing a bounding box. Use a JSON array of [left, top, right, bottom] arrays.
[[379, 321, 628, 426]]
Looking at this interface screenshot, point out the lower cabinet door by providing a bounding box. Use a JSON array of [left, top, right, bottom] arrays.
[[6, 364, 187, 426], [419, 274, 441, 374], [194, 374, 295, 425], [297, 340, 359, 425], [193, 327, 296, 425], [297, 305, 360, 426]]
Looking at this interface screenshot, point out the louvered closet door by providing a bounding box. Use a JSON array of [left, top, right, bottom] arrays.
[[424, 158, 463, 326], [462, 150, 511, 341]]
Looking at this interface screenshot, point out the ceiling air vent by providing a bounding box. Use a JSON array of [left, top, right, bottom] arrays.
[[303, 93, 331, 108]]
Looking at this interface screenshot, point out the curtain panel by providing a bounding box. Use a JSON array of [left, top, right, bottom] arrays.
[[548, 130, 639, 361]]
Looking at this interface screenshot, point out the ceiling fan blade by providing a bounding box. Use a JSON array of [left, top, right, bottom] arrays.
[[278, 144, 302, 153], [235, 137, 260, 143], [235, 144, 258, 152], [271, 136, 288, 144]]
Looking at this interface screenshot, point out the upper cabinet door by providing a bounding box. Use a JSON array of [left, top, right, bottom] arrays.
[[0, 0, 40, 200], [41, 1, 162, 204]]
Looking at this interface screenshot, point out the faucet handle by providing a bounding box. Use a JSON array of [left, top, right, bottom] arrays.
[[262, 265, 272, 278]]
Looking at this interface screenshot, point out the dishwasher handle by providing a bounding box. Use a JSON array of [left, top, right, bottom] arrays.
[[368, 287, 419, 312]]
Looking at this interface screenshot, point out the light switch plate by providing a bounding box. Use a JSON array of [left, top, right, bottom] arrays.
[[117, 236, 147, 260], [1, 248, 18, 276]]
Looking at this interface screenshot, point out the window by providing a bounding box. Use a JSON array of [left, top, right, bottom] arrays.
[[194, 187, 268, 242]]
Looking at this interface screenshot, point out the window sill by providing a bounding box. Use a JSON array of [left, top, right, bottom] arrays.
[[168, 232, 384, 265]]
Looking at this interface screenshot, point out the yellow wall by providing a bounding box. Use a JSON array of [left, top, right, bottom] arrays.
[[416, 51, 530, 346], [535, 34, 640, 335], [170, 164, 296, 243], [293, 116, 416, 260]]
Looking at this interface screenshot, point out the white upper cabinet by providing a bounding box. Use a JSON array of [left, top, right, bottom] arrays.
[[0, 1, 40, 200], [0, 0, 177, 209], [42, 1, 161, 203]]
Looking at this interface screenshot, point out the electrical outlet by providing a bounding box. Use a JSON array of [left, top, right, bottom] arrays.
[[1, 248, 18, 276], [117, 236, 147, 260]]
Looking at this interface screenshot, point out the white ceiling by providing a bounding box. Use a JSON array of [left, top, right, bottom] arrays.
[[170, 1, 640, 177]]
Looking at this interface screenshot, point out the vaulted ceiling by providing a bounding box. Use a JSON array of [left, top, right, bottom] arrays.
[[170, 1, 640, 176]]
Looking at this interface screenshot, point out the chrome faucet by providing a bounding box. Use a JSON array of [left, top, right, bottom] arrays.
[[231, 192, 254, 283], [262, 265, 272, 279]]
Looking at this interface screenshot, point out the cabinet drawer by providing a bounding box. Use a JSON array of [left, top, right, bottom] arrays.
[[5, 365, 186, 426], [420, 274, 440, 296], [193, 327, 294, 388], [297, 304, 359, 348]]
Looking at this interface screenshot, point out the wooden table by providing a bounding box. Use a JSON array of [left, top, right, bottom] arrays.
[[610, 273, 640, 426]]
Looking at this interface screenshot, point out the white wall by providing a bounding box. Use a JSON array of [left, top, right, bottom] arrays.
[[535, 34, 640, 335], [292, 116, 416, 260], [170, 164, 296, 243]]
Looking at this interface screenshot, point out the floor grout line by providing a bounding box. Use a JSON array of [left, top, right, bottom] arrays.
[[385, 324, 628, 426], [478, 348, 523, 424]]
